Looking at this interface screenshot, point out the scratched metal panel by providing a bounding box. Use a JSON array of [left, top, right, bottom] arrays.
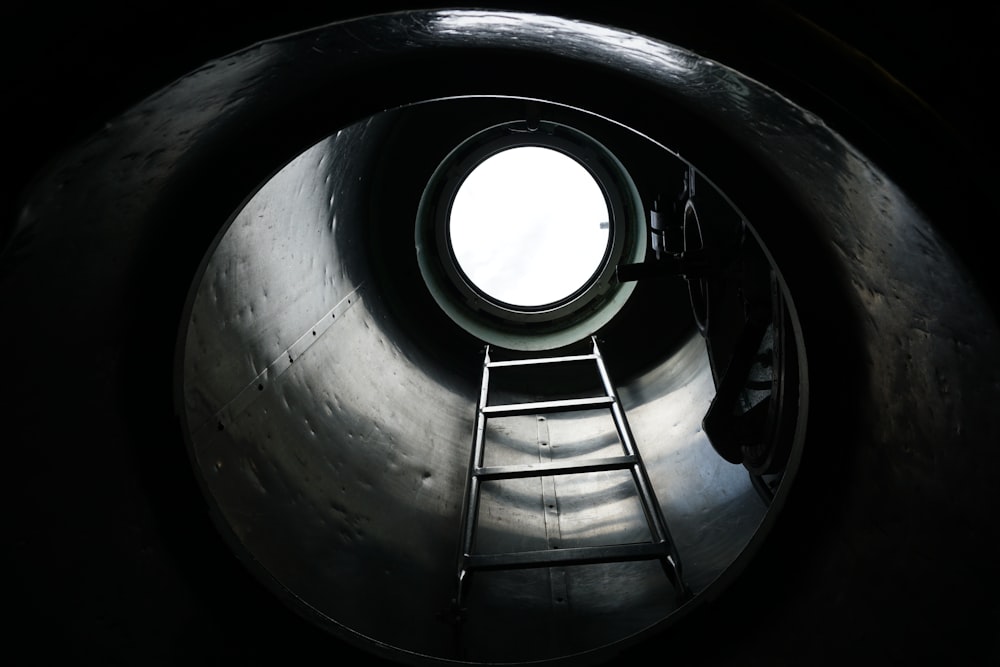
[[183, 124, 372, 434], [195, 293, 472, 656]]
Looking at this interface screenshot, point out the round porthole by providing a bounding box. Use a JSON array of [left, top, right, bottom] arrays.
[[447, 145, 611, 309], [416, 120, 646, 351]]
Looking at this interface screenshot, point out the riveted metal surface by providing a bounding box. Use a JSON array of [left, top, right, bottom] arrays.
[[169, 13, 796, 661], [152, 7, 997, 667], [183, 130, 366, 434], [2, 4, 997, 667], [181, 113, 769, 661]]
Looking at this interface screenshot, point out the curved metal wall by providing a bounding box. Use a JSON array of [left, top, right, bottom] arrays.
[[179, 107, 769, 662], [4, 5, 998, 666]]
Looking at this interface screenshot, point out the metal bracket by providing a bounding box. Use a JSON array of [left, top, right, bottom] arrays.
[[617, 164, 742, 283]]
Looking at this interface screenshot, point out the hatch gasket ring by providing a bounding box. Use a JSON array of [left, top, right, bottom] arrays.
[[416, 117, 647, 351]]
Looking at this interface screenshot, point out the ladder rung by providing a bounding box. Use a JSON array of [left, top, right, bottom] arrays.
[[483, 395, 614, 417], [475, 455, 637, 481], [465, 542, 671, 571], [487, 353, 597, 368]]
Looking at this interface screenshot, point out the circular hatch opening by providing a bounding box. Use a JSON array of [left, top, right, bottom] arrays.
[[448, 145, 611, 309], [415, 119, 647, 351]]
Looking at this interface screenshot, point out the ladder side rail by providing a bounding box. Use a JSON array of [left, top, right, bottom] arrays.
[[458, 346, 492, 577], [592, 338, 680, 558]]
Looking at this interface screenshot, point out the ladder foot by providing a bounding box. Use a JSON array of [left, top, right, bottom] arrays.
[[660, 556, 691, 603], [438, 597, 468, 628]]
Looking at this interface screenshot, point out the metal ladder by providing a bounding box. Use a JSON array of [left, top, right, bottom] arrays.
[[453, 335, 688, 613]]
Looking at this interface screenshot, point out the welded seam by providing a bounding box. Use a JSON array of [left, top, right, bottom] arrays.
[[191, 283, 364, 449], [538, 416, 570, 614]]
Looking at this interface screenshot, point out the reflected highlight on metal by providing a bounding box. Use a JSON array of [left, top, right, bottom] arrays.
[[76, 6, 990, 667], [179, 91, 803, 663], [5, 4, 999, 667]]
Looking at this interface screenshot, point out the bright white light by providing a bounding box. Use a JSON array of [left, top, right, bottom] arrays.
[[449, 146, 610, 307]]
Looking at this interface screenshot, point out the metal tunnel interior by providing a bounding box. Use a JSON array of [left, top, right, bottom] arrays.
[[4, 3, 999, 666], [178, 96, 796, 663]]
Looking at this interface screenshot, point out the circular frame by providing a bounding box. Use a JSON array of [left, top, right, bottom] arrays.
[[416, 120, 646, 350]]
